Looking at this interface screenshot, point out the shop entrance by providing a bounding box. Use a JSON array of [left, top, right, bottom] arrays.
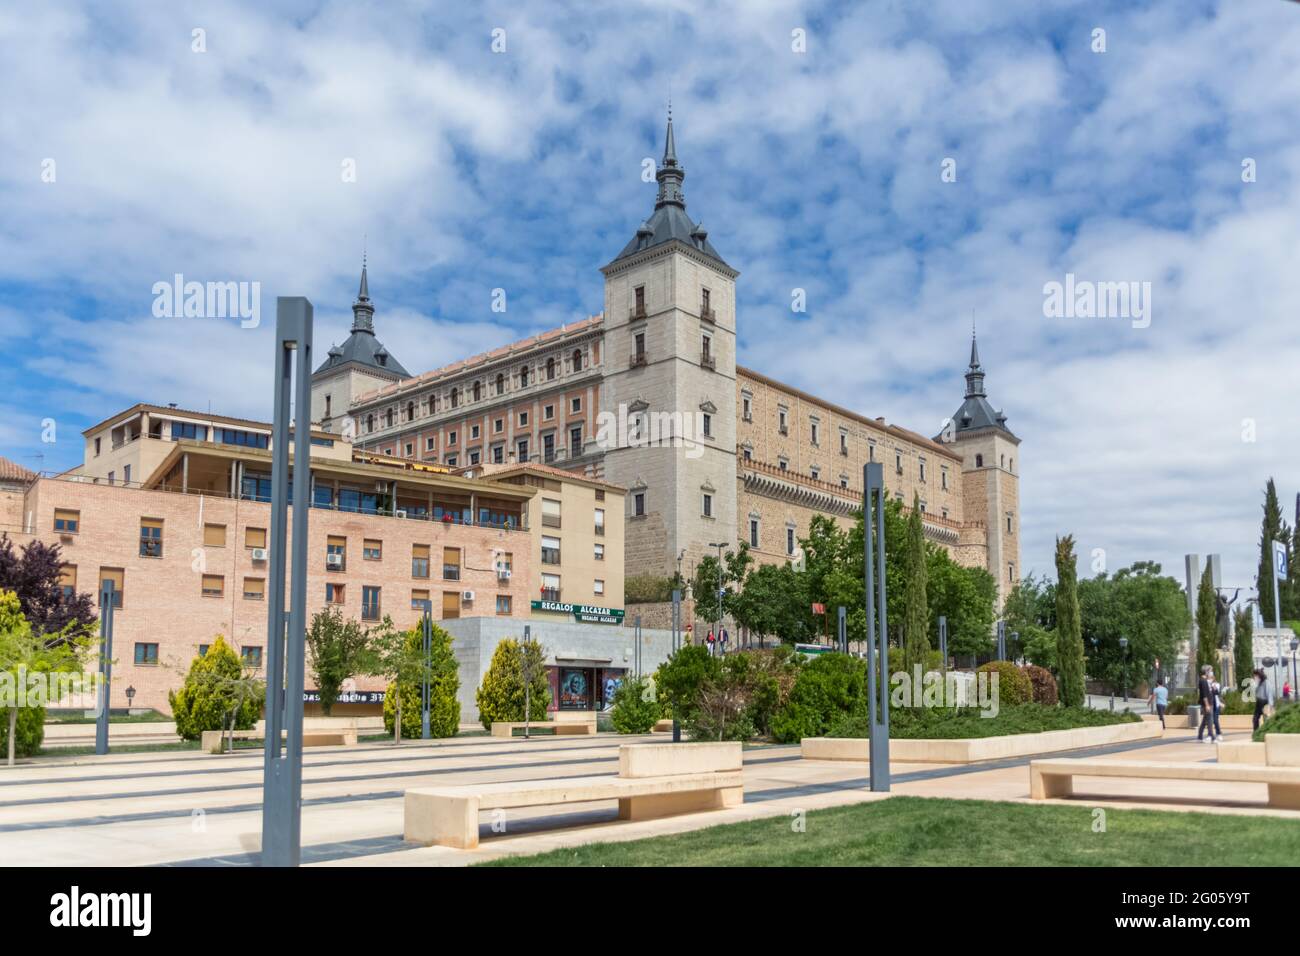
[[552, 663, 626, 712]]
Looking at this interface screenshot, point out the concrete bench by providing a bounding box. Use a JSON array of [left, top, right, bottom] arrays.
[[404, 742, 744, 848], [201, 728, 357, 754], [1029, 757, 1300, 809], [490, 719, 596, 738]]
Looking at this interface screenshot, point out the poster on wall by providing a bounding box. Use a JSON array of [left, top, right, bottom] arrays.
[[599, 668, 625, 711], [558, 668, 590, 710]]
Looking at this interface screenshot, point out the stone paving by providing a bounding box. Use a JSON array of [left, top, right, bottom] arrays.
[[0, 725, 1294, 867]]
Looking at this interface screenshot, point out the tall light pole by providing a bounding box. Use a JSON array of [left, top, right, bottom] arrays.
[[710, 541, 728, 656], [522, 623, 533, 740], [863, 462, 890, 792], [1291, 638, 1299, 701], [1119, 636, 1129, 709], [421, 600, 433, 740], [261, 296, 313, 868], [94, 579, 115, 755], [671, 587, 681, 743]]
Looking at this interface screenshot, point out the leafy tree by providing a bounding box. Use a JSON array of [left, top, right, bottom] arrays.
[[0, 535, 96, 645], [1233, 606, 1254, 692], [730, 562, 815, 645], [0, 590, 87, 764], [306, 607, 370, 716], [1054, 535, 1086, 707], [928, 548, 995, 660], [380, 623, 459, 739], [1078, 561, 1188, 695], [1195, 561, 1219, 675], [610, 673, 661, 734], [168, 636, 263, 746], [474, 637, 550, 731], [900, 494, 930, 674], [1256, 478, 1294, 624], [365, 616, 449, 743], [1003, 573, 1056, 669]]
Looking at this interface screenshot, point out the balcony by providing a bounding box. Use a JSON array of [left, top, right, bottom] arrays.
[[629, 304, 646, 321], [778, 424, 788, 435], [540, 587, 562, 602], [701, 305, 716, 323], [700, 353, 716, 371], [629, 352, 647, 369]]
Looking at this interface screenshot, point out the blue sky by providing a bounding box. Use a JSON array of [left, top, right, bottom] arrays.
[[2, 0, 1299, 600]]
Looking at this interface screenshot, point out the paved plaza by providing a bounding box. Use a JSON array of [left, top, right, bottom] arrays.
[[2, 725, 1297, 867]]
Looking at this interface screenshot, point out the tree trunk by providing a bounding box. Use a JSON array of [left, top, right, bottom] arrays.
[[7, 706, 16, 766]]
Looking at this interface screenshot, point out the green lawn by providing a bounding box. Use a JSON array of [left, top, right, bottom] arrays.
[[479, 796, 1300, 867]]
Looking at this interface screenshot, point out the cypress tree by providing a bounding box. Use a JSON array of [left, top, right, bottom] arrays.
[[1054, 535, 1086, 707], [900, 495, 930, 676], [1195, 561, 1219, 676], [1256, 478, 1290, 624], [1233, 606, 1254, 692]]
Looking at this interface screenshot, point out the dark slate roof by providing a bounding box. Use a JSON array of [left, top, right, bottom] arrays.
[[313, 261, 411, 379], [606, 114, 733, 273]]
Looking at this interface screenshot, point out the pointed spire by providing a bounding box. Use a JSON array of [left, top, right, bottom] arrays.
[[964, 327, 986, 398], [655, 107, 686, 209], [351, 254, 375, 334], [663, 105, 677, 167]]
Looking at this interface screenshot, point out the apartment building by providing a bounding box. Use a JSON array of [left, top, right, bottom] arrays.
[[459, 461, 626, 621]]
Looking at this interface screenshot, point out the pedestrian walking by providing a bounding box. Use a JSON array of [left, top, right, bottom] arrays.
[[1252, 668, 1270, 732], [1197, 665, 1217, 743], [1147, 677, 1169, 730], [1210, 671, 1224, 739]]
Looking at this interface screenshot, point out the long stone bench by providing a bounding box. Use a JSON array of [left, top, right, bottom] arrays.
[[201, 728, 357, 754], [1028, 757, 1300, 809], [404, 742, 743, 849], [801, 720, 1161, 765], [1218, 734, 1300, 766], [490, 719, 596, 738]]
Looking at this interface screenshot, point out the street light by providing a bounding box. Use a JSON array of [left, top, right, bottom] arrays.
[[1119, 636, 1129, 710], [124, 685, 136, 712], [710, 541, 729, 656], [1291, 638, 1299, 701]]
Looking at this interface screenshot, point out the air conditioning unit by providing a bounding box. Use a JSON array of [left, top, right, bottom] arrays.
[[326, 553, 343, 568], [251, 548, 268, 562], [461, 590, 475, 602], [394, 509, 408, 519], [497, 569, 512, 581]]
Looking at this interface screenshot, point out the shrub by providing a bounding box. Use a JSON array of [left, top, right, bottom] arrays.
[[689, 668, 756, 742], [382, 624, 460, 739], [1020, 664, 1059, 706], [476, 638, 549, 730], [770, 652, 865, 743], [976, 660, 1032, 708], [653, 645, 719, 726], [169, 637, 262, 741], [0, 704, 44, 757], [1253, 702, 1300, 742], [828, 703, 1139, 739], [610, 674, 661, 733]]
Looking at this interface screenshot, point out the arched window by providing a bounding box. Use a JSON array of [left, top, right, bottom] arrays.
[[450, 387, 459, 408], [473, 381, 481, 402], [520, 366, 529, 387], [366, 414, 374, 433], [546, 357, 556, 381], [572, 349, 582, 371], [385, 408, 394, 428], [495, 372, 504, 394], [406, 401, 414, 421]]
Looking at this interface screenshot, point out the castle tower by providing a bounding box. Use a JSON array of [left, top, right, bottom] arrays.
[[600, 112, 740, 576], [311, 258, 411, 432], [942, 332, 1021, 605]]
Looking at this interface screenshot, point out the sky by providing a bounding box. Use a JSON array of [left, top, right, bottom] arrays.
[[1, 0, 1298, 600]]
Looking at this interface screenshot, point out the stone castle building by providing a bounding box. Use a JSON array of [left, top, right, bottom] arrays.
[[312, 116, 1021, 602]]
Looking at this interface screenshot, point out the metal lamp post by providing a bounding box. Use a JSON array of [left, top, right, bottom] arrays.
[[94, 579, 116, 755], [1119, 636, 1129, 710], [838, 606, 847, 655], [938, 615, 947, 679], [260, 297, 314, 868], [1291, 638, 1299, 701], [522, 623, 532, 740], [710, 541, 728, 656], [125, 685, 135, 712], [671, 587, 682, 743], [863, 462, 890, 792], [421, 601, 433, 740], [996, 619, 1006, 661]]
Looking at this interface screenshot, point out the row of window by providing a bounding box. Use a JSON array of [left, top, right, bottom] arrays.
[[324, 583, 513, 619], [377, 416, 590, 467], [361, 351, 592, 435]]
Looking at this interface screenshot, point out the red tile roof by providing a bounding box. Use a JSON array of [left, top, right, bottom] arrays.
[[0, 455, 37, 483]]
